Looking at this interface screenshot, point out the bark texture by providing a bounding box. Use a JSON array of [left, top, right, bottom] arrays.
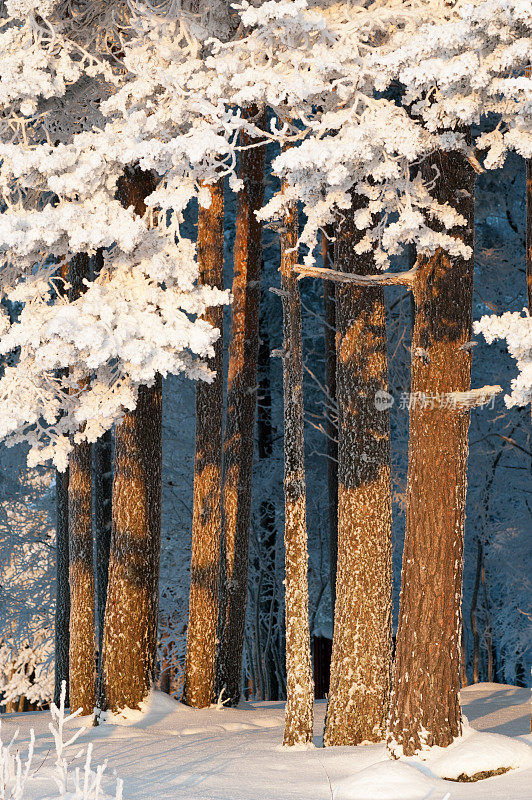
[[218, 109, 266, 705], [101, 166, 162, 712], [321, 230, 338, 619], [324, 193, 393, 747], [184, 180, 224, 708], [68, 253, 96, 716], [54, 466, 70, 706], [94, 429, 113, 661], [101, 378, 162, 711], [388, 148, 475, 756], [280, 194, 314, 746]]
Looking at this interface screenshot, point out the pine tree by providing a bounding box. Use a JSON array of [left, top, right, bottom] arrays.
[[184, 180, 224, 708], [280, 192, 314, 746], [101, 168, 162, 712], [218, 109, 266, 705], [324, 192, 393, 746], [388, 148, 475, 756], [68, 253, 96, 715]]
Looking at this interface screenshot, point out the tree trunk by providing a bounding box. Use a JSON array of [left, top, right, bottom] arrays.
[[101, 378, 162, 711], [101, 167, 162, 712], [280, 192, 314, 746], [184, 180, 224, 708], [68, 253, 96, 716], [388, 148, 475, 756], [54, 258, 71, 707], [94, 429, 113, 663], [321, 230, 338, 621], [526, 155, 531, 733], [218, 108, 266, 705], [257, 290, 280, 700], [91, 249, 113, 667], [470, 537, 482, 684], [54, 466, 70, 706], [324, 192, 393, 747]]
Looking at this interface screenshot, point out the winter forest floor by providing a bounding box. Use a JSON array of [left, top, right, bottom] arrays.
[[1, 683, 531, 800]]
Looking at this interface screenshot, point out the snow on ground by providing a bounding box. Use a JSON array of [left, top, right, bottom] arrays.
[[0, 683, 530, 800]]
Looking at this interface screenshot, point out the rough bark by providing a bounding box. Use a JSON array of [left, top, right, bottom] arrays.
[[101, 378, 162, 711], [388, 148, 475, 756], [68, 253, 96, 716], [321, 230, 338, 620], [101, 166, 162, 712], [218, 108, 266, 705], [94, 429, 113, 662], [324, 192, 393, 747], [280, 193, 314, 746], [54, 465, 70, 706], [184, 180, 224, 708]]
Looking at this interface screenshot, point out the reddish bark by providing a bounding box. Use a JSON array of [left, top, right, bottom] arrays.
[[184, 180, 225, 708], [101, 167, 162, 712], [68, 253, 96, 716], [324, 192, 392, 746], [218, 108, 266, 705], [388, 148, 475, 755]]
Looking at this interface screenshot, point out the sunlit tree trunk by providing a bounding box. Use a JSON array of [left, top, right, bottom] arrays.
[[101, 167, 162, 712], [218, 108, 266, 705], [280, 191, 314, 746], [388, 148, 475, 756], [324, 192, 392, 746], [184, 180, 224, 708], [68, 253, 96, 715]]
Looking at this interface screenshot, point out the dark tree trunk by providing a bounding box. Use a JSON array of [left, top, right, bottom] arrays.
[[94, 429, 113, 663], [257, 291, 280, 700], [91, 249, 113, 666], [54, 258, 71, 707], [321, 230, 338, 620], [54, 466, 70, 706], [388, 148, 475, 756], [101, 167, 162, 712], [324, 192, 393, 747], [470, 537, 482, 684], [184, 180, 224, 708], [280, 192, 314, 746], [68, 253, 96, 716], [526, 155, 531, 733], [218, 108, 266, 705], [527, 158, 531, 311]]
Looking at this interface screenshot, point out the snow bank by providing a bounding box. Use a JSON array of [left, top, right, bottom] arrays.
[[334, 761, 437, 800], [429, 731, 532, 780]]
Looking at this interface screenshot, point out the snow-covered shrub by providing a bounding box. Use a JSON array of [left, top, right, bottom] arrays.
[[0, 682, 123, 800]]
